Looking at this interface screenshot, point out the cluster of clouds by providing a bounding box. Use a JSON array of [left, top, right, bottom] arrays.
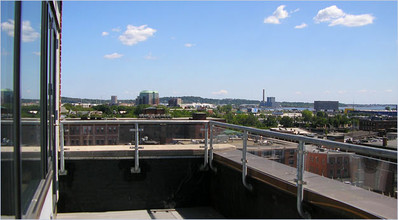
[[264, 5, 374, 28], [1, 19, 40, 42], [103, 5, 374, 59], [103, 24, 157, 59], [118, 24, 156, 46], [103, 24, 195, 59]]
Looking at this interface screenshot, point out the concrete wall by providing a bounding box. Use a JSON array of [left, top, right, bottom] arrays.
[[58, 158, 210, 213]]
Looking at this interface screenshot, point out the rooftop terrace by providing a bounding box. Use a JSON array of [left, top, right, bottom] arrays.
[[52, 119, 397, 219]]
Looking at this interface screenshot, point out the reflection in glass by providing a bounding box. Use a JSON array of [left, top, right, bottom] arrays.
[[1, 1, 16, 217], [20, 1, 42, 214]]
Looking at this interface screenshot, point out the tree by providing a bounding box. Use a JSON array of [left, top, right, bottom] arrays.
[[220, 104, 232, 113], [302, 110, 313, 122], [280, 116, 293, 127], [263, 115, 278, 128], [134, 104, 151, 115], [93, 105, 111, 115]]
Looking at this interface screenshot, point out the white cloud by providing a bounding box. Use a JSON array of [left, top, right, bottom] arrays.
[[264, 5, 289, 24], [102, 31, 109, 36], [314, 5, 374, 27], [184, 43, 195, 48], [21, 21, 40, 42], [1, 19, 39, 42], [294, 23, 308, 29], [314, 5, 345, 23], [104, 53, 123, 59], [1, 19, 15, 37], [144, 52, 157, 60], [32, 51, 40, 56], [118, 25, 156, 46], [212, 90, 228, 95], [338, 90, 347, 94], [295, 91, 302, 95], [324, 90, 331, 94], [290, 8, 300, 14], [329, 14, 375, 27], [358, 89, 368, 93], [384, 89, 393, 93], [112, 27, 121, 32]]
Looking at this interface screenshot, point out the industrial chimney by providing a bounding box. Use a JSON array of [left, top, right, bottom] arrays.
[[263, 89, 265, 102]]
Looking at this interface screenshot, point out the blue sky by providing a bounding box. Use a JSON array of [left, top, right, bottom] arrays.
[[61, 1, 397, 104]]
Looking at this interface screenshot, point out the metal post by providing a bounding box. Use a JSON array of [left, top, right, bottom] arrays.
[[242, 130, 253, 191], [59, 123, 67, 175], [200, 123, 209, 171], [209, 123, 217, 172], [130, 123, 142, 173], [296, 141, 310, 219]]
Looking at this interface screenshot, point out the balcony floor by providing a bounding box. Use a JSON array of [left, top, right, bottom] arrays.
[[56, 206, 224, 219]]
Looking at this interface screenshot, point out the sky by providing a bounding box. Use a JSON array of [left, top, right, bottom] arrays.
[[60, 1, 398, 104]]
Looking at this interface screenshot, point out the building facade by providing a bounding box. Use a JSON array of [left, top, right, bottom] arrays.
[[314, 101, 339, 112], [359, 118, 397, 131], [136, 90, 159, 106], [168, 98, 182, 107], [1, 1, 62, 218], [110, 95, 118, 105]]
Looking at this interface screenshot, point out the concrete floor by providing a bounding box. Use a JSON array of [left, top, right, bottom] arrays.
[[56, 207, 224, 219]]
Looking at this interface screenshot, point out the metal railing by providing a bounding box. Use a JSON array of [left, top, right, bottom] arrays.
[[59, 119, 208, 174], [207, 121, 397, 219], [58, 119, 397, 219]]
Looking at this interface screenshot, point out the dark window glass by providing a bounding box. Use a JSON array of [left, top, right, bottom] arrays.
[[337, 157, 342, 165], [1, 1, 16, 217], [20, 1, 42, 214]]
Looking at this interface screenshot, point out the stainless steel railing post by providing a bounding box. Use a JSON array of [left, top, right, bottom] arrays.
[[209, 123, 217, 172], [242, 130, 253, 190], [296, 141, 310, 219], [200, 123, 209, 171], [59, 123, 67, 175], [131, 123, 142, 173]]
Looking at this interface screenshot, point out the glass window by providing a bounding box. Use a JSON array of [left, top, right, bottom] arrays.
[[1, 1, 16, 217], [337, 157, 342, 165], [20, 1, 42, 214]]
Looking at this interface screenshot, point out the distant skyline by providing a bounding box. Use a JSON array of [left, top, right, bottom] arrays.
[[61, 1, 397, 104]]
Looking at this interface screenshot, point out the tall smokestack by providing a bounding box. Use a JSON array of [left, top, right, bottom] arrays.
[[263, 89, 265, 102]]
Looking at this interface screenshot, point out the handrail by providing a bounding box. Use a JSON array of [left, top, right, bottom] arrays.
[[60, 119, 209, 125], [209, 120, 396, 218], [209, 121, 397, 160]]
